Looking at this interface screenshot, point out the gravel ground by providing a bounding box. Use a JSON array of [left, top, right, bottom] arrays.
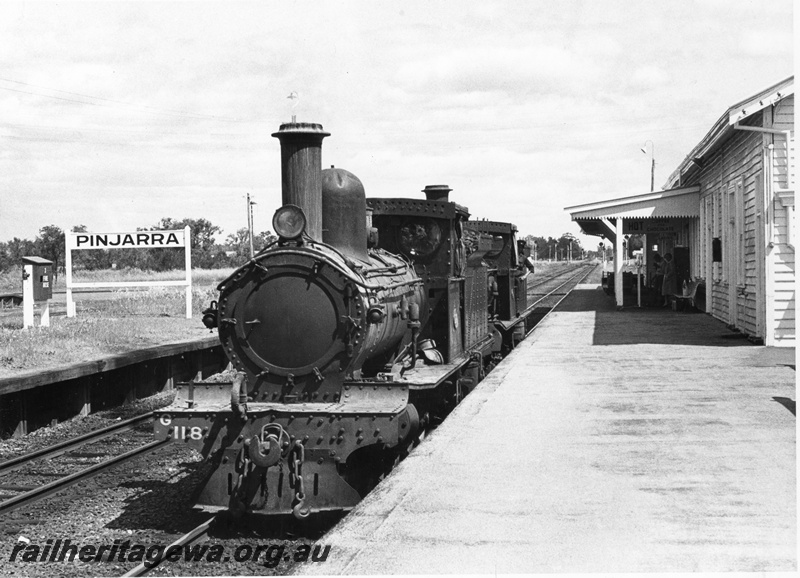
[[0, 391, 340, 578], [0, 392, 176, 461]]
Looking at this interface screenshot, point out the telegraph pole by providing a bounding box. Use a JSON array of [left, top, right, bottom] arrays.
[[247, 193, 256, 258]]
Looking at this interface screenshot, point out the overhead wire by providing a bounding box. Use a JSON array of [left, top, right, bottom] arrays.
[[0, 119, 266, 140], [0, 77, 254, 123]]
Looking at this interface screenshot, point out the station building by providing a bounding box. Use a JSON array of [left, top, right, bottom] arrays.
[[566, 76, 794, 347]]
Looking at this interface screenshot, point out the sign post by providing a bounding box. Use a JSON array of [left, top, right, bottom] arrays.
[[66, 227, 192, 318], [635, 254, 643, 308]]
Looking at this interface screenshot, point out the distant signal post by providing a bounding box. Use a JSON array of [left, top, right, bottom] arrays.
[[65, 227, 192, 319]]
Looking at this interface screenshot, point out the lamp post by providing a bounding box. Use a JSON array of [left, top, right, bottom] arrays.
[[640, 140, 655, 191]]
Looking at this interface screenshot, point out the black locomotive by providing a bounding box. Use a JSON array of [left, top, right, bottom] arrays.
[[153, 121, 535, 519]]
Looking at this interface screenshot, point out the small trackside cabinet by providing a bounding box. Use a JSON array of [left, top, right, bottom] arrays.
[[22, 256, 54, 301]]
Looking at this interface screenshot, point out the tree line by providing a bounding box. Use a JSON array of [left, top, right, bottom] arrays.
[[1, 221, 595, 279], [0, 218, 277, 276], [523, 233, 645, 262], [524, 233, 589, 261]]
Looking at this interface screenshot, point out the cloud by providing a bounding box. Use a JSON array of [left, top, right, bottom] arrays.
[[0, 0, 794, 250], [630, 66, 670, 88], [395, 44, 585, 96]]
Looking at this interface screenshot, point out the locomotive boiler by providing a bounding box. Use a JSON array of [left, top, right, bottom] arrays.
[[153, 121, 519, 519]]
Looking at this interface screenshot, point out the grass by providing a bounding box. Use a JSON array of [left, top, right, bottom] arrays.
[[0, 314, 215, 378], [0, 272, 228, 378], [0, 267, 235, 293]]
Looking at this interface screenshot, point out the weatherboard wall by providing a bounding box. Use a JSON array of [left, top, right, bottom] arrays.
[[691, 114, 763, 339], [767, 96, 796, 345], [684, 97, 795, 346]]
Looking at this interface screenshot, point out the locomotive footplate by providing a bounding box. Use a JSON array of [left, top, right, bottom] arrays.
[[398, 333, 495, 389], [153, 382, 418, 518]]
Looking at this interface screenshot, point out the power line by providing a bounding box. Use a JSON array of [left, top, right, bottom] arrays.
[[0, 77, 250, 123], [0, 85, 104, 107], [0, 84, 233, 123], [1, 120, 268, 140]]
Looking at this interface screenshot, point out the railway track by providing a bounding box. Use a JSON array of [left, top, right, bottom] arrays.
[[0, 412, 168, 516], [514, 263, 598, 337], [528, 263, 597, 307], [528, 262, 595, 296]]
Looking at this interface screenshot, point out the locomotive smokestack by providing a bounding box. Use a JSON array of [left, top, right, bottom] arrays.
[[272, 122, 330, 241], [422, 184, 452, 202]]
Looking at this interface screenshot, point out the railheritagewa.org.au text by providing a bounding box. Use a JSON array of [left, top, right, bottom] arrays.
[[9, 539, 331, 569]]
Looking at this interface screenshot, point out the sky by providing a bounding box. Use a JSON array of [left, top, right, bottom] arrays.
[[0, 1, 794, 251]]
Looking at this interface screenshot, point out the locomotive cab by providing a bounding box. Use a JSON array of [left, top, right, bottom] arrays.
[[368, 186, 492, 364], [465, 220, 533, 320], [465, 220, 534, 352]]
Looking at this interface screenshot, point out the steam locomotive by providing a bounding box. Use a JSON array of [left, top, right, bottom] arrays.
[[153, 122, 535, 519]]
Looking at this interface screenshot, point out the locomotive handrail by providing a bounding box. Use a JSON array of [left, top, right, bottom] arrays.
[[363, 249, 400, 269], [305, 238, 417, 280], [364, 248, 416, 276], [248, 247, 423, 293], [361, 264, 409, 275], [239, 235, 419, 290], [253, 239, 280, 257], [216, 239, 282, 289]]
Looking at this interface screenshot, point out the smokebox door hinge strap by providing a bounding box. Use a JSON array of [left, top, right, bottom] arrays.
[[231, 372, 248, 421]]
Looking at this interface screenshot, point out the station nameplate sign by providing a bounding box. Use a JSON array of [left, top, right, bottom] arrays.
[[68, 231, 185, 250], [65, 227, 192, 319]]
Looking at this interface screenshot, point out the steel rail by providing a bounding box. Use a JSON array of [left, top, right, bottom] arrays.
[[528, 263, 589, 292], [491, 264, 595, 336], [524, 264, 598, 338], [0, 438, 169, 517], [528, 264, 596, 307], [0, 412, 154, 476], [547, 263, 598, 307], [121, 516, 215, 576]]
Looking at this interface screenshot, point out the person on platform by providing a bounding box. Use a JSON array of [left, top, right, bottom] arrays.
[[661, 252, 677, 307], [650, 253, 664, 306]]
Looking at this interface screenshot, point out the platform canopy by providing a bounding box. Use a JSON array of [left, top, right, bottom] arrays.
[[564, 185, 700, 242]]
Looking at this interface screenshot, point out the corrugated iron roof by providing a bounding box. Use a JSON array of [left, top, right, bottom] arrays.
[[565, 185, 700, 221], [666, 76, 794, 188]]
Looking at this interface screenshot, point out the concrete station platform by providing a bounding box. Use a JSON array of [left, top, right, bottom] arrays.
[[306, 282, 796, 574]]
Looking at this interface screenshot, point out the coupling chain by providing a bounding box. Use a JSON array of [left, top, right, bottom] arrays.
[[234, 445, 251, 501], [288, 440, 310, 518]]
